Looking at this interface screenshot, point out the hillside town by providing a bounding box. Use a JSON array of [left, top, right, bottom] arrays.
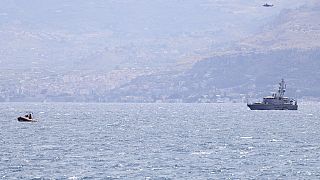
[[0, 68, 249, 103]]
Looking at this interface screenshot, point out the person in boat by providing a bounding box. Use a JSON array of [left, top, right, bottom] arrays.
[[24, 113, 32, 119]]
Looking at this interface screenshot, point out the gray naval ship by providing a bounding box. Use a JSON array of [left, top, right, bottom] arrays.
[[247, 79, 298, 110]]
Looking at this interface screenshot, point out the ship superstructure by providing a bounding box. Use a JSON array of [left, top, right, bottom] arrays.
[[247, 79, 298, 110]]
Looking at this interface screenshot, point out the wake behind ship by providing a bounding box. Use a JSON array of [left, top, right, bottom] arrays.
[[247, 79, 298, 110]]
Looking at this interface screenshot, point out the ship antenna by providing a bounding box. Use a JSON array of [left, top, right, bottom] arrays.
[[279, 79, 285, 98]]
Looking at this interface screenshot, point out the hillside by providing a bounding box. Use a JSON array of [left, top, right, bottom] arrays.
[[105, 2, 320, 102], [0, 0, 304, 71], [0, 1, 318, 102], [106, 48, 320, 102], [239, 1, 320, 50]]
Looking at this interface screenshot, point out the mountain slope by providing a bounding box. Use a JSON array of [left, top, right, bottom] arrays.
[[0, 0, 304, 71], [106, 48, 320, 102], [239, 1, 320, 50], [105, 2, 320, 102]]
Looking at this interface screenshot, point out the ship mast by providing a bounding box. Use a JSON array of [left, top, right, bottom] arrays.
[[278, 79, 286, 98]]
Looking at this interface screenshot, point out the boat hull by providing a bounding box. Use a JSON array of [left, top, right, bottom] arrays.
[[17, 116, 36, 122], [247, 104, 298, 110]]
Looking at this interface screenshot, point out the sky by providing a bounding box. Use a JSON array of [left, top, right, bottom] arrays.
[[0, 0, 306, 35]]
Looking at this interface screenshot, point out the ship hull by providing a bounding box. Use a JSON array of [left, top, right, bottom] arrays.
[[247, 104, 298, 110]]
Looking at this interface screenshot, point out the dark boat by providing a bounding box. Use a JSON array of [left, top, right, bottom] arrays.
[[263, 3, 274, 7], [247, 79, 298, 110], [17, 113, 36, 122]]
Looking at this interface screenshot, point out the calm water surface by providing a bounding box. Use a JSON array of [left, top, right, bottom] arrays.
[[1, 103, 320, 179]]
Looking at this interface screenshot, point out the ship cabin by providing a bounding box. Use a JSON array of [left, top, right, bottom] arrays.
[[262, 93, 296, 105]]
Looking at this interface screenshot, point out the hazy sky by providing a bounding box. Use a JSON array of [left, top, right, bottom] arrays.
[[0, 0, 306, 35]]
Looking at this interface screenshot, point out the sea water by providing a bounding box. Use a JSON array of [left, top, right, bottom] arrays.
[[1, 103, 320, 179]]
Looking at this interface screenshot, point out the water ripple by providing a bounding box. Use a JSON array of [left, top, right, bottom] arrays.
[[1, 103, 320, 179]]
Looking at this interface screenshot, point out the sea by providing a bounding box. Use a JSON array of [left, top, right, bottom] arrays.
[[1, 103, 320, 179]]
